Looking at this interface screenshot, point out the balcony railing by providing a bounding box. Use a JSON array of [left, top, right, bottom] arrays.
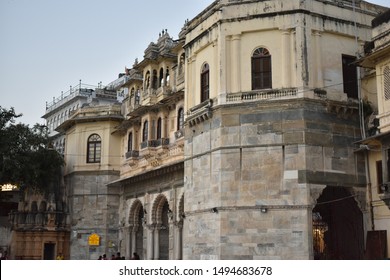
[[45, 82, 98, 113], [125, 150, 139, 159], [226, 88, 297, 103], [156, 86, 172, 98], [141, 138, 170, 149]]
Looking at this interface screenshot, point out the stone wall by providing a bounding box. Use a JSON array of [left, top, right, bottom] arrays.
[[66, 171, 120, 260], [183, 98, 366, 259]]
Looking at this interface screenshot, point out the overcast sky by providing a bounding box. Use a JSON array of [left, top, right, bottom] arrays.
[[0, 0, 389, 126]]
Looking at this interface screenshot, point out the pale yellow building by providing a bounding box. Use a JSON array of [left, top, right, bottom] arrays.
[[57, 103, 123, 259], [107, 31, 186, 260], [32, 0, 390, 260], [180, 0, 387, 259]]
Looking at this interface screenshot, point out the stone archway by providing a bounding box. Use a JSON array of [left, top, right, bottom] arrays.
[[128, 200, 144, 259], [151, 194, 169, 260], [312, 186, 365, 260]]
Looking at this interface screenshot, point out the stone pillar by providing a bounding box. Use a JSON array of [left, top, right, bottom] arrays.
[[281, 29, 291, 88], [231, 34, 241, 93], [153, 225, 160, 260], [33, 233, 41, 259], [313, 31, 324, 88], [131, 227, 137, 257], [25, 234, 32, 258], [174, 221, 183, 260], [147, 226, 154, 260]]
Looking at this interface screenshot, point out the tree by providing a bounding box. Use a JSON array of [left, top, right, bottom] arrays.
[[0, 106, 64, 195]]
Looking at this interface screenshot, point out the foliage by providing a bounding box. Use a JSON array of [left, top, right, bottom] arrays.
[[0, 106, 64, 194]]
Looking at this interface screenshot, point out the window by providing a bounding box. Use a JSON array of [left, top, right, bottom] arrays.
[[166, 69, 170, 86], [201, 63, 210, 102], [142, 121, 149, 142], [152, 70, 158, 89], [145, 71, 151, 89], [87, 134, 101, 163], [159, 68, 164, 87], [342, 54, 358, 99], [376, 160, 383, 194], [384, 66, 390, 100], [135, 89, 140, 105], [251, 47, 272, 90], [177, 108, 184, 130], [157, 118, 162, 139], [128, 132, 133, 152]]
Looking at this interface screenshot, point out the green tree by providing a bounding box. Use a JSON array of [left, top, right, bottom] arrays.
[[0, 106, 64, 194]]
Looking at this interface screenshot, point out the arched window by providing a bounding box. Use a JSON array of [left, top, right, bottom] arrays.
[[177, 108, 184, 130], [143, 121, 149, 142], [165, 69, 170, 86], [128, 132, 133, 152], [251, 47, 272, 90], [145, 71, 151, 89], [201, 63, 210, 102], [152, 70, 158, 89], [159, 68, 164, 87], [157, 118, 162, 139], [87, 134, 101, 163]]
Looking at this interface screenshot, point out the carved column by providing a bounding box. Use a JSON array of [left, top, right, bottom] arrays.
[[174, 221, 183, 260], [147, 225, 154, 260], [281, 29, 291, 88], [153, 225, 160, 260], [231, 34, 241, 93], [313, 31, 324, 88]]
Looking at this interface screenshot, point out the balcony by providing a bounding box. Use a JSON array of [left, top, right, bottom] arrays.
[[141, 88, 157, 105], [226, 87, 298, 103], [141, 138, 169, 149], [125, 150, 139, 159], [156, 86, 172, 102]]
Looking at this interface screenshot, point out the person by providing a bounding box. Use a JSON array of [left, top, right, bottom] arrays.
[[131, 252, 140, 260], [98, 255, 102, 260], [102, 254, 107, 260], [56, 252, 64, 260], [115, 252, 121, 260]]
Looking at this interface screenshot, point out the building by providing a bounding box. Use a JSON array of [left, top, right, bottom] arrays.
[[56, 101, 123, 260], [16, 0, 388, 260], [356, 8, 390, 259], [179, 0, 387, 260], [107, 30, 186, 260]]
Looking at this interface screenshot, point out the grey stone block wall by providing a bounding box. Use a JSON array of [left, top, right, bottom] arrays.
[[66, 171, 120, 260], [183, 99, 366, 259]]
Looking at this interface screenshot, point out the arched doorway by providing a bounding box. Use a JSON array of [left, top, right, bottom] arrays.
[[312, 186, 364, 260], [129, 200, 144, 259], [152, 195, 170, 260]]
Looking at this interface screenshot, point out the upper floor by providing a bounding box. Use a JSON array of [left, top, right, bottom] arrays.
[[178, 0, 386, 125], [56, 103, 123, 175], [109, 31, 185, 179]]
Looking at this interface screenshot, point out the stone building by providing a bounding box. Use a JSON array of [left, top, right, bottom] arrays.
[[56, 102, 123, 260], [20, 0, 388, 260], [356, 8, 390, 259], [107, 31, 186, 260], [179, 0, 387, 260]]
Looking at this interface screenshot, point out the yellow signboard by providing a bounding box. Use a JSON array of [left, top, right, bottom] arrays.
[[88, 233, 100, 246]]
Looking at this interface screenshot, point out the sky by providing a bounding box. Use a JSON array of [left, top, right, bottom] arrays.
[[0, 0, 389, 127]]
